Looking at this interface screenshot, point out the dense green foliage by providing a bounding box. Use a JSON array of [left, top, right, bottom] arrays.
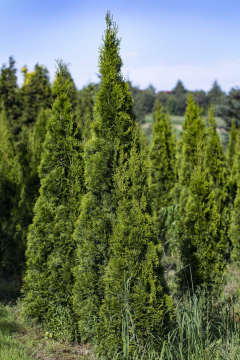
[[171, 96, 206, 253], [97, 130, 173, 356], [218, 88, 240, 129], [149, 100, 176, 248], [178, 156, 226, 291], [0, 57, 21, 136], [73, 14, 171, 352], [73, 12, 137, 340], [0, 108, 21, 275], [20, 64, 52, 129], [1, 10, 240, 359], [22, 62, 84, 334], [204, 109, 230, 245]]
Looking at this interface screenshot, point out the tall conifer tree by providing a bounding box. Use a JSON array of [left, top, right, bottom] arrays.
[[228, 122, 240, 203], [171, 95, 206, 252], [13, 109, 50, 273], [73, 12, 136, 340], [0, 57, 21, 136], [22, 62, 84, 328], [178, 151, 226, 291], [229, 181, 240, 261], [20, 64, 52, 129], [149, 100, 176, 248], [204, 108, 230, 244], [227, 119, 238, 171], [0, 107, 21, 274], [97, 130, 173, 356]]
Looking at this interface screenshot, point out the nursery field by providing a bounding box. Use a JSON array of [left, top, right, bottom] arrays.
[[142, 113, 226, 144], [1, 11, 240, 360]]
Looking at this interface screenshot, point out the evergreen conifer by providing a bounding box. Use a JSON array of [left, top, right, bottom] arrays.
[[227, 119, 238, 170], [13, 109, 50, 274], [0, 57, 21, 136], [204, 108, 230, 245], [229, 181, 240, 261], [228, 120, 240, 203], [0, 107, 21, 274], [149, 100, 176, 248], [20, 64, 52, 129], [171, 95, 206, 253], [22, 62, 84, 333], [178, 151, 226, 291], [97, 129, 173, 356], [73, 14, 172, 346], [76, 83, 95, 142]]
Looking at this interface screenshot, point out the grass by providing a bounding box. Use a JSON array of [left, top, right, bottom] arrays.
[[1, 260, 240, 359], [0, 302, 34, 360], [0, 278, 94, 360], [102, 259, 240, 360]]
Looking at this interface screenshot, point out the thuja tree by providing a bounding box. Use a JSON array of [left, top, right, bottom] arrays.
[[76, 83, 95, 142], [13, 109, 50, 274], [229, 182, 240, 261], [22, 62, 84, 334], [228, 120, 240, 202], [0, 107, 21, 275], [97, 130, 173, 356], [227, 119, 238, 171], [176, 95, 206, 189], [20, 64, 52, 129], [204, 108, 230, 247], [73, 13, 170, 342], [0, 57, 21, 136], [178, 152, 226, 291], [149, 100, 176, 249], [171, 95, 206, 252]]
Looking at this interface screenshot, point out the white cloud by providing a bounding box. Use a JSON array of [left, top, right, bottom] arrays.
[[123, 59, 240, 92]]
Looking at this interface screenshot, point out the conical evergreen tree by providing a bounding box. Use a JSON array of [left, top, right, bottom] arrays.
[[13, 109, 50, 274], [176, 95, 205, 188], [171, 95, 206, 252], [0, 57, 21, 136], [228, 124, 240, 203], [97, 129, 173, 356], [73, 12, 167, 341], [22, 62, 84, 334], [227, 119, 238, 171], [204, 108, 230, 246], [178, 151, 226, 291], [76, 83, 95, 142], [149, 100, 176, 249], [20, 64, 52, 129], [0, 107, 21, 275], [229, 180, 240, 261]]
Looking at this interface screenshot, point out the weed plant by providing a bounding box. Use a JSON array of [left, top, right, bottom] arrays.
[[43, 300, 79, 343], [95, 276, 240, 360]]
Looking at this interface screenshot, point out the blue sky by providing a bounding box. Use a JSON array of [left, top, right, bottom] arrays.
[[1, 0, 240, 92]]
